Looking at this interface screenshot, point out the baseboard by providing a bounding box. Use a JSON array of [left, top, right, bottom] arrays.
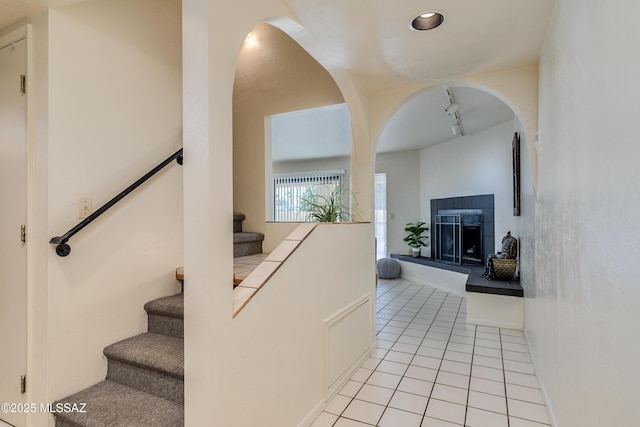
[[297, 344, 373, 427], [524, 329, 558, 427], [296, 398, 326, 427]]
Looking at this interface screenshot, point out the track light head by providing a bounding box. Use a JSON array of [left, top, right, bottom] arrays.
[[444, 103, 459, 116]]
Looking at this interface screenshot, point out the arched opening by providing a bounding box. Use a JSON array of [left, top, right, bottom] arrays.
[[374, 84, 530, 266], [232, 22, 354, 257]]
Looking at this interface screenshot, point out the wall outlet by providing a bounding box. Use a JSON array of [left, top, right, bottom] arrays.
[[78, 197, 92, 219]]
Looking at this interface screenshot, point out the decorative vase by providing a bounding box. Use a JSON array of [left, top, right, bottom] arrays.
[[411, 247, 420, 258]]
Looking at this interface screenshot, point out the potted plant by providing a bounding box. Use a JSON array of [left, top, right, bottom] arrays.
[[298, 185, 359, 222], [403, 221, 429, 257]]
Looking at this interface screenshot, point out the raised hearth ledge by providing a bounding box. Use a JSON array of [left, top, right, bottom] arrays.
[[389, 254, 523, 298]]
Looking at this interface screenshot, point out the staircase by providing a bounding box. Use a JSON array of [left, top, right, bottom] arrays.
[[233, 213, 264, 257], [54, 293, 184, 427], [54, 214, 259, 426]]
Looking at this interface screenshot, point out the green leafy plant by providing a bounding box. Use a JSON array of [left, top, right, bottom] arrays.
[[403, 221, 429, 248], [298, 185, 358, 222]]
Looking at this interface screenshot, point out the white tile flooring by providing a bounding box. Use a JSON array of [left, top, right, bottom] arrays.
[[311, 278, 552, 427]]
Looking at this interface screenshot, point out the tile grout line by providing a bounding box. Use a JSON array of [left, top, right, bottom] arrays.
[[500, 328, 511, 427], [333, 280, 437, 426], [420, 293, 465, 426], [462, 319, 478, 426], [376, 282, 443, 426], [320, 280, 551, 427]]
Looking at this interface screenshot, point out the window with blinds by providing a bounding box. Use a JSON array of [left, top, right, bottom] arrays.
[[273, 169, 345, 222]]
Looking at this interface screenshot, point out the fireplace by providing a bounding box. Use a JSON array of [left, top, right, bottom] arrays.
[[430, 195, 495, 265], [435, 210, 483, 265]]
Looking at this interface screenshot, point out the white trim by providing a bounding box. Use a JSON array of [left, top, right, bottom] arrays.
[[524, 329, 558, 427], [322, 294, 373, 397]]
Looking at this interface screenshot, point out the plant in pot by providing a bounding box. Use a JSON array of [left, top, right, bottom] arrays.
[[403, 221, 429, 257], [298, 185, 359, 222]]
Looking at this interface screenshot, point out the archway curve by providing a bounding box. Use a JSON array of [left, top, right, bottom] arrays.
[[374, 80, 529, 155], [232, 18, 368, 250], [371, 68, 540, 190]]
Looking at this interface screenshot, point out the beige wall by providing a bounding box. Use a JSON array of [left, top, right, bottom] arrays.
[[526, 0, 640, 425], [226, 224, 375, 426], [23, 0, 183, 414], [233, 22, 345, 241]]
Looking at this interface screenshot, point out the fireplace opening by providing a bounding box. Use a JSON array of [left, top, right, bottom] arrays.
[[430, 195, 495, 265], [435, 213, 461, 264], [461, 215, 482, 264], [435, 210, 483, 265]]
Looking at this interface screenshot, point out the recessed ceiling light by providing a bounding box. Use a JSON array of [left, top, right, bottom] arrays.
[[244, 32, 257, 47], [411, 12, 444, 31]]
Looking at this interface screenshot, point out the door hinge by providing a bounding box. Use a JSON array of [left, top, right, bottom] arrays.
[[21, 375, 26, 394], [20, 74, 26, 94], [20, 225, 26, 243]]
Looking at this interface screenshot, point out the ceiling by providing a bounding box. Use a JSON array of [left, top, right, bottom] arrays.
[[269, 0, 554, 161], [281, 0, 556, 93], [1, 0, 555, 160], [376, 86, 514, 154]]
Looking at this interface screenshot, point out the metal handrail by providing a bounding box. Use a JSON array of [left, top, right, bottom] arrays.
[[49, 148, 183, 257]]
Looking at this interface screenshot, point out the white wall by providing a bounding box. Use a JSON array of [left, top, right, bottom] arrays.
[[225, 224, 375, 426], [419, 121, 518, 252], [374, 150, 420, 256], [43, 0, 183, 404], [527, 0, 640, 425], [183, 1, 379, 424]]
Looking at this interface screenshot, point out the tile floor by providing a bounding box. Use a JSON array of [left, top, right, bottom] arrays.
[[311, 278, 552, 427]]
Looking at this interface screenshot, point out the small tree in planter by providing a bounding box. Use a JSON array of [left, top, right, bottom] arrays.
[[403, 222, 429, 257]]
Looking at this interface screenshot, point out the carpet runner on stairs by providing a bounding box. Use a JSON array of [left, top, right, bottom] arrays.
[[233, 213, 264, 257], [54, 293, 184, 426]]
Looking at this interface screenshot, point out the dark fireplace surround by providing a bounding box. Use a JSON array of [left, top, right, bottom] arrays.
[[430, 194, 495, 265]]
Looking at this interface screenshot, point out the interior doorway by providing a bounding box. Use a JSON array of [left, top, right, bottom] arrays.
[[0, 28, 28, 427]]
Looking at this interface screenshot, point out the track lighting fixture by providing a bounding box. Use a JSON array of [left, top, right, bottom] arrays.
[[444, 103, 459, 116], [445, 88, 464, 137]]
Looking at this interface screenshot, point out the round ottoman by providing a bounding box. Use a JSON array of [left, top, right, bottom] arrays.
[[376, 257, 401, 279]]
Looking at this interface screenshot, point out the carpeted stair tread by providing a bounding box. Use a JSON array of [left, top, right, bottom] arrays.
[[54, 380, 183, 427], [233, 213, 246, 232], [104, 333, 183, 379], [144, 293, 183, 319], [233, 231, 264, 243]]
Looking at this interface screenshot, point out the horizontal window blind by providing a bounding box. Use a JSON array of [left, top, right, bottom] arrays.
[[273, 169, 345, 222]]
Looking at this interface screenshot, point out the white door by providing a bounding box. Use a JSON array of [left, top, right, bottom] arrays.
[[0, 34, 28, 427]]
